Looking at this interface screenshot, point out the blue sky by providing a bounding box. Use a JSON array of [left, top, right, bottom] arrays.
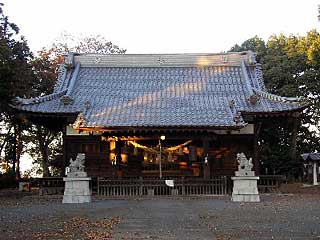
[[2, 0, 319, 54]]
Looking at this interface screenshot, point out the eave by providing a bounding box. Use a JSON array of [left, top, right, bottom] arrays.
[[74, 124, 246, 134], [15, 110, 78, 131], [241, 105, 308, 118]]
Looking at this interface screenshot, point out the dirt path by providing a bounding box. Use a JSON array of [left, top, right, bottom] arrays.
[[0, 191, 319, 239], [113, 198, 216, 239]]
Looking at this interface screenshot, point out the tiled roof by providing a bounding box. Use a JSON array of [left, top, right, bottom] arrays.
[[14, 51, 307, 129], [301, 153, 320, 161]]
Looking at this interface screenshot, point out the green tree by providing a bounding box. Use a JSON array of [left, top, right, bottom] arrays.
[[0, 3, 34, 179], [229, 36, 267, 62], [25, 34, 126, 177], [0, 4, 34, 110], [230, 31, 320, 177]]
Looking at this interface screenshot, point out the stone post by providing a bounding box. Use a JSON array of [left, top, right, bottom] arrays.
[[313, 162, 318, 186]]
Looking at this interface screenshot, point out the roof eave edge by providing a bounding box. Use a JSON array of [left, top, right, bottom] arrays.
[[73, 124, 247, 133], [12, 89, 68, 107], [252, 88, 311, 105]]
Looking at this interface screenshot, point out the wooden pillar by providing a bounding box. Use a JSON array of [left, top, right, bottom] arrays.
[[115, 140, 122, 177], [253, 118, 262, 175], [203, 137, 210, 179], [203, 137, 209, 155]]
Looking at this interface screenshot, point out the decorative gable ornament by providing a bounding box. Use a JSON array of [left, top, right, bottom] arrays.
[[248, 51, 257, 65], [65, 55, 74, 69], [248, 94, 260, 105], [60, 95, 74, 105], [229, 99, 236, 108], [233, 112, 243, 125], [84, 101, 92, 110], [94, 57, 101, 64], [73, 113, 86, 129], [221, 55, 228, 63], [157, 56, 166, 64]]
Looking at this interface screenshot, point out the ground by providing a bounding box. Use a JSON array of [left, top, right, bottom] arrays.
[[0, 185, 320, 240]]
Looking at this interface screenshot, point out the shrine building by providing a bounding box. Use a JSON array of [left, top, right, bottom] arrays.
[[14, 51, 307, 179]]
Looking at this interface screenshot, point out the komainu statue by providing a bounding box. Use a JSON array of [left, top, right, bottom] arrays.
[[69, 153, 85, 172], [235, 153, 254, 176], [67, 153, 87, 177], [232, 152, 260, 202], [237, 153, 253, 171], [63, 152, 91, 203]]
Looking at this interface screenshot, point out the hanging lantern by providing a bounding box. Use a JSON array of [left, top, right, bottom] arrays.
[[110, 141, 116, 152], [121, 153, 128, 163], [123, 141, 129, 154], [143, 153, 148, 163], [133, 145, 138, 156], [178, 147, 183, 155]]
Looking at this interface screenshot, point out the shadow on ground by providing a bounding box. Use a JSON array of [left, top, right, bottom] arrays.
[[0, 189, 320, 240]]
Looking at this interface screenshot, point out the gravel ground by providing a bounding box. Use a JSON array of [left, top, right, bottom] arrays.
[[0, 189, 319, 240]]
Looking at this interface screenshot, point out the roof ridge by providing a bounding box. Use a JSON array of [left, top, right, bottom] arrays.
[[58, 62, 81, 106], [73, 51, 257, 68], [254, 64, 267, 91], [252, 88, 303, 103], [66, 63, 80, 96], [76, 51, 252, 56], [241, 60, 254, 96], [14, 89, 67, 106], [54, 63, 68, 92]]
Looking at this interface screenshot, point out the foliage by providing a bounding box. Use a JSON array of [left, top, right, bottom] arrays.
[[230, 31, 320, 177], [258, 118, 301, 177], [229, 36, 267, 62], [24, 126, 62, 177], [23, 33, 126, 177], [53, 32, 126, 54], [0, 3, 34, 111], [0, 3, 35, 179], [0, 3, 126, 178], [31, 48, 63, 96]]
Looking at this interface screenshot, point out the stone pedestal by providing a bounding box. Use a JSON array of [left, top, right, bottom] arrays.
[[19, 182, 30, 192], [231, 176, 260, 202], [63, 177, 91, 203]]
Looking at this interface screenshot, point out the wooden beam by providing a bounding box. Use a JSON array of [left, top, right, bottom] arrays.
[[100, 132, 218, 141], [76, 125, 244, 134]]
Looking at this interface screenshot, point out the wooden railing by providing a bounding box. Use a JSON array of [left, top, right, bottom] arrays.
[[38, 177, 64, 195], [35, 175, 285, 196], [258, 175, 285, 193], [97, 176, 228, 196]]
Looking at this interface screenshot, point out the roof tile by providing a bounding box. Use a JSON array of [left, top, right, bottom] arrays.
[[16, 53, 306, 128]]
